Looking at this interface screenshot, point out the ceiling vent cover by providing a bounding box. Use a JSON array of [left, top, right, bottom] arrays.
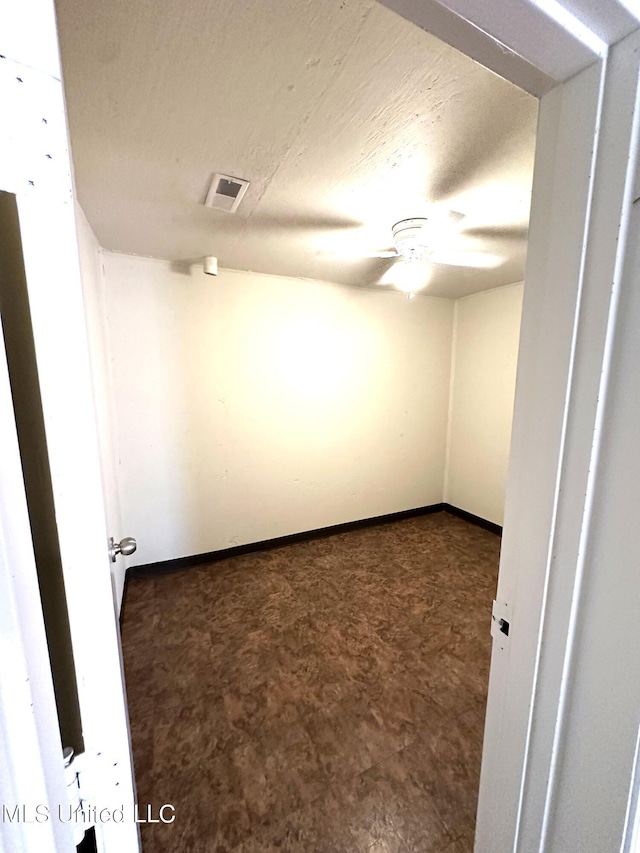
[[204, 173, 250, 213]]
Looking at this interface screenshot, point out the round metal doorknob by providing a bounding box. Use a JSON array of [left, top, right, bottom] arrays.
[[109, 536, 137, 562]]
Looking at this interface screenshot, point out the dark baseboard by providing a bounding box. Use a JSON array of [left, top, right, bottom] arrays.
[[128, 503, 446, 577], [126, 501, 500, 581], [443, 503, 502, 536]]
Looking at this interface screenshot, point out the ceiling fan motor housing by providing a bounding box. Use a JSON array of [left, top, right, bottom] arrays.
[[392, 218, 430, 259]]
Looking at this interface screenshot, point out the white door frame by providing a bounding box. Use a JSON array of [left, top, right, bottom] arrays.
[[0, 5, 139, 853], [480, 34, 640, 850], [378, 1, 640, 850], [2, 1, 640, 851]]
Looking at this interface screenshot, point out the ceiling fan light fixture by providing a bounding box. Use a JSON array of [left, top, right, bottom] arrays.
[[368, 211, 507, 287], [392, 259, 431, 294]]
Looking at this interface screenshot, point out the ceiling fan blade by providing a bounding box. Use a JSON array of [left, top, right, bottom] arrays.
[[322, 248, 399, 260], [429, 249, 504, 269], [368, 250, 400, 259], [463, 224, 529, 241], [246, 212, 362, 232]]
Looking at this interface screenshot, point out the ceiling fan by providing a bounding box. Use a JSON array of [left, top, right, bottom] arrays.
[[361, 213, 506, 295]]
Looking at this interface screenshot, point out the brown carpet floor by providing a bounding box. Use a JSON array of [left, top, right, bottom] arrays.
[[120, 510, 500, 853]]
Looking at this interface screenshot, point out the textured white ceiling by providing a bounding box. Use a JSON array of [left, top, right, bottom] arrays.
[[56, 0, 537, 299]]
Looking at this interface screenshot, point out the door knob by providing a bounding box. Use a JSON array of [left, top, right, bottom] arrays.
[[109, 536, 137, 563]]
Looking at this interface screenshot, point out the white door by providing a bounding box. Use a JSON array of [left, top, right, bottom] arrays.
[[0, 7, 140, 852], [0, 294, 77, 853]]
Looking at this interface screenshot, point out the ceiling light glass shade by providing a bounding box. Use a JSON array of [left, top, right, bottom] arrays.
[[392, 259, 432, 293]]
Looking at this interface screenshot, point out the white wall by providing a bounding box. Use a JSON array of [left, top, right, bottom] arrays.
[[75, 206, 128, 608], [445, 282, 523, 526], [102, 254, 455, 566]]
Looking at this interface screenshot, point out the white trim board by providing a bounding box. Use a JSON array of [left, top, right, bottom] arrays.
[[379, 0, 639, 95]]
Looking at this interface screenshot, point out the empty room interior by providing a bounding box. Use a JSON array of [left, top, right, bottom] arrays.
[[54, 0, 537, 849]]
